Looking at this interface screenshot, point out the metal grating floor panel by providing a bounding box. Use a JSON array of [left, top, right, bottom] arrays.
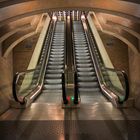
[[1, 103, 140, 140], [1, 103, 140, 120]]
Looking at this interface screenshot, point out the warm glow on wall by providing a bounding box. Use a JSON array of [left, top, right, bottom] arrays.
[[81, 15, 85, 20], [52, 15, 57, 20]]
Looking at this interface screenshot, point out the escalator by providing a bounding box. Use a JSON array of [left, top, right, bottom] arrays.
[[35, 21, 65, 103], [12, 19, 66, 105], [12, 11, 129, 107], [72, 16, 129, 105], [73, 20, 107, 103]]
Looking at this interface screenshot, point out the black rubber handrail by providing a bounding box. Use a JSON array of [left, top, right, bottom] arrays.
[[71, 19, 79, 104], [12, 68, 36, 104], [12, 72, 25, 104], [62, 72, 68, 104], [61, 19, 68, 104], [103, 67, 129, 103], [74, 71, 78, 104], [120, 71, 129, 103]]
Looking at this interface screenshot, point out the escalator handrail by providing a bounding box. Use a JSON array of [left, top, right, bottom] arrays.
[[102, 67, 129, 102], [74, 70, 79, 104], [120, 70, 129, 102], [71, 20, 77, 72], [62, 20, 68, 104], [64, 19, 67, 71], [62, 71, 68, 104], [12, 20, 56, 104], [12, 72, 24, 104], [71, 20, 79, 104], [12, 68, 36, 104], [82, 18, 129, 104]]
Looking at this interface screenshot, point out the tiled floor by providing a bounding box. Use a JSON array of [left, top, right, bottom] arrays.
[[1, 102, 140, 140]]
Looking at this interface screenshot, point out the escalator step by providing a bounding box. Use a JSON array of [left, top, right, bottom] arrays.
[[74, 39, 86, 42], [76, 56, 90, 60], [74, 36, 85, 39], [75, 47, 88, 50], [52, 43, 64, 46], [44, 79, 62, 84], [77, 63, 92, 67], [43, 84, 62, 89], [75, 50, 88, 53], [53, 42, 64, 44], [54, 34, 64, 36], [78, 87, 101, 93], [75, 43, 87, 46], [76, 59, 91, 63], [76, 53, 89, 56], [47, 65, 63, 69], [49, 57, 64, 61], [75, 41, 86, 44], [51, 49, 64, 52], [50, 54, 63, 58], [48, 61, 63, 65], [45, 73, 62, 78], [77, 67, 94, 72], [52, 46, 64, 48], [78, 82, 99, 87], [78, 72, 96, 76], [41, 89, 62, 94], [51, 51, 64, 55], [78, 76, 98, 82], [48, 61, 63, 64], [53, 39, 64, 41], [46, 69, 63, 73], [74, 34, 85, 37]]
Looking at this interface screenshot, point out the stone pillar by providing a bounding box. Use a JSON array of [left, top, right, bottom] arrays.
[[128, 48, 140, 110], [0, 51, 13, 115]]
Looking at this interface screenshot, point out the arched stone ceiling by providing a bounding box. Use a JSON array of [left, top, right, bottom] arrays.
[[122, 0, 140, 4], [0, 0, 140, 23], [92, 11, 140, 53], [0, 0, 139, 56]]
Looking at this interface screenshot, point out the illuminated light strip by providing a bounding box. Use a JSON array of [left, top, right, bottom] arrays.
[[92, 12, 103, 31]]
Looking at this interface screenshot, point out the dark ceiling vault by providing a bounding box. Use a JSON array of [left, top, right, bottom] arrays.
[[121, 0, 140, 4], [0, 0, 139, 55]]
